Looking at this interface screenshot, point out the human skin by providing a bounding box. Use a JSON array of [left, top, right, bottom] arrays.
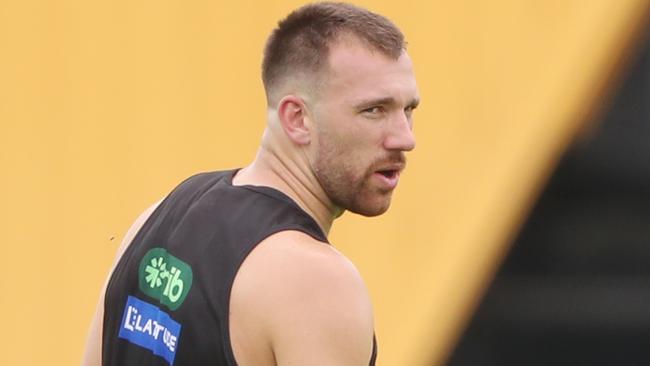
[[308, 35, 419, 217]]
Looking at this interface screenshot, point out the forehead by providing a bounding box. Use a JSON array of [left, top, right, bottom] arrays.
[[323, 38, 419, 104]]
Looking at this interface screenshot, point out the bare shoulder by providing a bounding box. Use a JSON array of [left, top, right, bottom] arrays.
[[230, 230, 375, 366], [243, 230, 369, 290]]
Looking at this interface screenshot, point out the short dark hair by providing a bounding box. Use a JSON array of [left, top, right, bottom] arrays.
[[262, 2, 406, 105]]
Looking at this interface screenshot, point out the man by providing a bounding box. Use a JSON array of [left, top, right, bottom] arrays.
[[83, 2, 418, 365]]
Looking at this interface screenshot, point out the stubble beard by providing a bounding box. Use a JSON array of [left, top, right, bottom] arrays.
[[313, 140, 397, 217]]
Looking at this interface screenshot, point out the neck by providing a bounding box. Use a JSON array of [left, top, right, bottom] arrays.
[[232, 136, 341, 236]]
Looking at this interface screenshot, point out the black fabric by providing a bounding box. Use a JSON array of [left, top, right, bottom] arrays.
[[102, 169, 377, 365]]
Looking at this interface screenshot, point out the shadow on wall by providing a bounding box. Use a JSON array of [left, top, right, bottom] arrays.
[[447, 30, 650, 366]]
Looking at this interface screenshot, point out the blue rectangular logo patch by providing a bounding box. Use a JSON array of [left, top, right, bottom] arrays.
[[119, 295, 181, 365]]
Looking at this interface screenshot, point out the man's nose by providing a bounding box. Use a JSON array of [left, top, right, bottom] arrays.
[[383, 111, 416, 152]]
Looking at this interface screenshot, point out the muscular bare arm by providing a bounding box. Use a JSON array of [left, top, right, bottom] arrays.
[[81, 199, 163, 366], [230, 230, 375, 366]]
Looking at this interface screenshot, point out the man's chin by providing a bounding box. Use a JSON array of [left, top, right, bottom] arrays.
[[347, 197, 392, 217]]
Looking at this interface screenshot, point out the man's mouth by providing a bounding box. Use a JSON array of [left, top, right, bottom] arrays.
[[372, 167, 402, 189], [377, 169, 398, 179]]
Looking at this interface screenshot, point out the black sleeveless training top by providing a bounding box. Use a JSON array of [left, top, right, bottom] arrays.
[[102, 169, 378, 365]]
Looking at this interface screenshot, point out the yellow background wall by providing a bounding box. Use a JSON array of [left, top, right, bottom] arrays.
[[0, 1, 647, 365]]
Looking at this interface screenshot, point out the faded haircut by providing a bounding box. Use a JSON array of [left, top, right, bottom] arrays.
[[262, 2, 406, 105]]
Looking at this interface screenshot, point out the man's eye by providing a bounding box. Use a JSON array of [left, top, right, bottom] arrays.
[[405, 106, 415, 117], [362, 106, 383, 115]]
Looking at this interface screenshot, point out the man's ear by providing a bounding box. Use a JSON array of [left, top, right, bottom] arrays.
[[277, 95, 311, 145]]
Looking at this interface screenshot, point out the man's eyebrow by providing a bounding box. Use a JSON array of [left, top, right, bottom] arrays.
[[354, 97, 420, 110], [407, 98, 420, 109], [354, 97, 395, 110]]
